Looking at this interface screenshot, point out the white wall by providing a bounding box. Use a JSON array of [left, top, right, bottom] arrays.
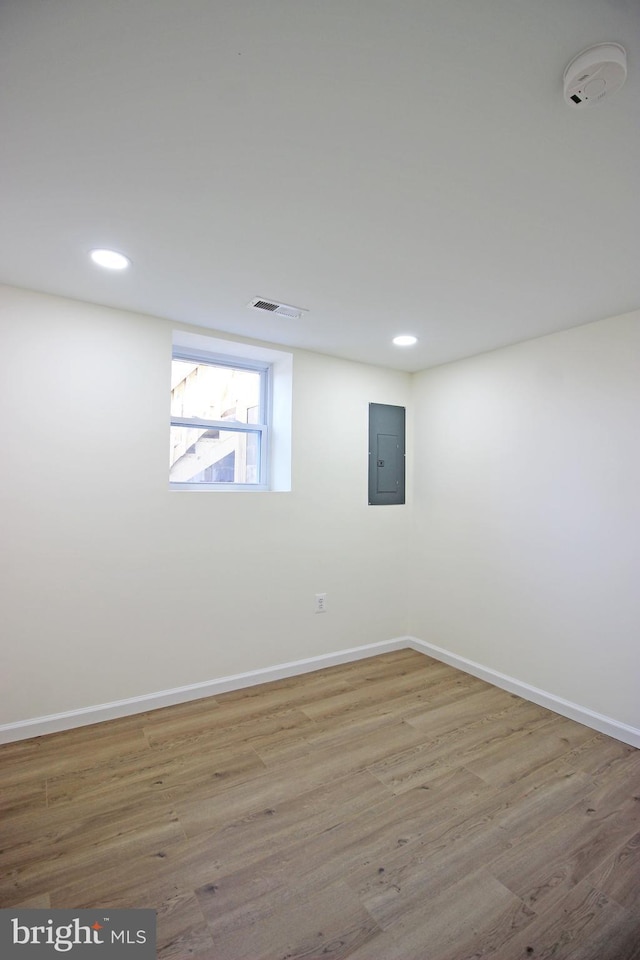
[[409, 310, 640, 730], [2, 284, 638, 738], [0, 285, 410, 725]]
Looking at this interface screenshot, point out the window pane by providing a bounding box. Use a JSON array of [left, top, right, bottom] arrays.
[[171, 361, 262, 424], [170, 426, 260, 484]]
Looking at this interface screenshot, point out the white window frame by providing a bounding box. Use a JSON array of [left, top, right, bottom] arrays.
[[170, 331, 292, 493]]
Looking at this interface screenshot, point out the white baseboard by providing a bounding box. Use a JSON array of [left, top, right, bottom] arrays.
[[0, 638, 407, 744], [1, 634, 638, 748], [406, 636, 640, 749]]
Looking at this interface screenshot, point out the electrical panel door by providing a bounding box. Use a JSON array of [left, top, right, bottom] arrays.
[[368, 403, 405, 505]]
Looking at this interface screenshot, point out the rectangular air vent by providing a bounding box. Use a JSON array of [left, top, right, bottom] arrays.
[[252, 299, 279, 312], [248, 298, 307, 321]]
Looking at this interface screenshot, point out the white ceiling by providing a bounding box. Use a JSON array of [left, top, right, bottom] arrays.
[[1, 0, 638, 372]]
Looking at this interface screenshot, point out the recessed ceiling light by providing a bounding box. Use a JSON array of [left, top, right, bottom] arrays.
[[393, 335, 417, 347], [89, 248, 131, 270]]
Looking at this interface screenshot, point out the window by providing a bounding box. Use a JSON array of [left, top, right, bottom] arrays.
[[170, 331, 292, 492], [170, 352, 269, 487]]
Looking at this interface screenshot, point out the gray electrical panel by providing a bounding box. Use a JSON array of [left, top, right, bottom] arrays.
[[368, 403, 405, 505]]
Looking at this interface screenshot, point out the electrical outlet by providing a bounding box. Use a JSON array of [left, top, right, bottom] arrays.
[[315, 593, 327, 614]]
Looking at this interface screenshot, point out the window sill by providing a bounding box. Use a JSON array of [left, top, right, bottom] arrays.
[[169, 482, 270, 492]]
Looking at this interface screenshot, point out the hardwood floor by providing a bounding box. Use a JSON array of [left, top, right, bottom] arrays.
[[1, 649, 639, 959]]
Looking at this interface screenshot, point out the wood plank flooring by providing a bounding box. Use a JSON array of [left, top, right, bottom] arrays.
[[1, 649, 639, 959]]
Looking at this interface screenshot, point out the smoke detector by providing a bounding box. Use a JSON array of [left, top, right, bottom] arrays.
[[248, 298, 307, 320], [564, 43, 627, 107]]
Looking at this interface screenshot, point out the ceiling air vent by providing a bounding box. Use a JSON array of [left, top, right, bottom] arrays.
[[248, 298, 307, 320]]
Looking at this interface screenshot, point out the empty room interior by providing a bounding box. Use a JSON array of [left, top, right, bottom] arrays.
[[1, 2, 639, 958]]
